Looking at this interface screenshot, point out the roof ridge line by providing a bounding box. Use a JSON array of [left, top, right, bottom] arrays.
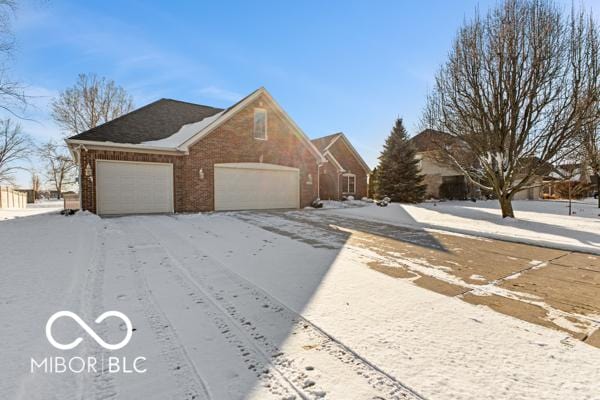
[[311, 131, 343, 141], [68, 99, 169, 139], [161, 98, 224, 110]]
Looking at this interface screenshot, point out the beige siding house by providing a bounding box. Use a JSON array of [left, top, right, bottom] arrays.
[[411, 129, 474, 199], [415, 153, 465, 198], [411, 129, 543, 200]]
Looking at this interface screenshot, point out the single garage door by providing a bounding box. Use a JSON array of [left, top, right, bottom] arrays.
[[96, 160, 174, 215], [214, 163, 300, 211]]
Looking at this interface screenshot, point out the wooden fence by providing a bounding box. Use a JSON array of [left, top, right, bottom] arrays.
[[63, 193, 80, 210], [0, 186, 27, 209]]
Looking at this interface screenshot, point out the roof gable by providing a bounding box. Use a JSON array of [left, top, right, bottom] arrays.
[[311, 132, 342, 152], [178, 88, 325, 162], [312, 132, 370, 173]]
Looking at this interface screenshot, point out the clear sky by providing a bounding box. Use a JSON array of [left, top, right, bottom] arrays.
[[7, 0, 599, 187]]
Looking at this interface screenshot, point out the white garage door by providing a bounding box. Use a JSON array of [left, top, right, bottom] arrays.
[[214, 163, 300, 211], [96, 160, 174, 215]]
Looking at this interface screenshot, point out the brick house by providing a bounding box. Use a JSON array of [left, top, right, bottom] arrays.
[[311, 132, 371, 200], [66, 88, 328, 215]]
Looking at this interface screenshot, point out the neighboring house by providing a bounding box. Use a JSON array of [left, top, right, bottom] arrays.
[[411, 129, 545, 200], [66, 87, 327, 215], [311, 132, 371, 200], [543, 162, 596, 199], [512, 177, 543, 200], [411, 129, 473, 199]]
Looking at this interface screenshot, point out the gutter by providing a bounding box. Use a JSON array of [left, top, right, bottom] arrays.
[[65, 139, 186, 155]]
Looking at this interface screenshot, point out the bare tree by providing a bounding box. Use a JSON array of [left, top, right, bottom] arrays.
[[0, 0, 27, 116], [37, 140, 76, 198], [0, 118, 30, 184], [581, 123, 600, 207], [50, 74, 134, 194], [30, 170, 40, 200], [422, 0, 600, 218], [52, 73, 134, 136]]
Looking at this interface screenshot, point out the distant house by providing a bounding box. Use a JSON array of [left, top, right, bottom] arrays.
[[544, 162, 597, 199], [410, 129, 476, 199], [411, 129, 545, 200], [311, 132, 371, 200]]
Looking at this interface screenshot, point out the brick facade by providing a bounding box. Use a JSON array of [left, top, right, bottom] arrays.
[[79, 93, 319, 213], [318, 137, 369, 200]]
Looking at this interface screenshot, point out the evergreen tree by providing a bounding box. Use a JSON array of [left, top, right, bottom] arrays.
[[376, 118, 426, 202], [368, 167, 378, 198]]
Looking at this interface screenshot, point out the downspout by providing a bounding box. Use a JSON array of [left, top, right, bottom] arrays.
[[317, 163, 321, 199], [77, 146, 82, 210], [597, 172, 600, 209]]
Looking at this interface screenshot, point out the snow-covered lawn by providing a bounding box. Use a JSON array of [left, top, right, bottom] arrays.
[[1, 211, 599, 400], [325, 199, 600, 254], [0, 200, 63, 221]]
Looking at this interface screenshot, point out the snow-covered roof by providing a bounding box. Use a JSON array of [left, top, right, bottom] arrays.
[[141, 110, 225, 148]]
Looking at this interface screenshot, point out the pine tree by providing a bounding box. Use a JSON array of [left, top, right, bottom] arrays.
[[376, 118, 426, 202], [368, 167, 378, 198]]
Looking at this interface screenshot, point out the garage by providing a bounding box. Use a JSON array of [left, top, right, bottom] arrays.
[[214, 163, 300, 211], [96, 160, 174, 215]]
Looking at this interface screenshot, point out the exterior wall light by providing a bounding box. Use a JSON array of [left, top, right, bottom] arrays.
[[199, 168, 205, 180], [84, 163, 92, 180]]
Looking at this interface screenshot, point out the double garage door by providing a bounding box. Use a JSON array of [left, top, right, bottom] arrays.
[[96, 161, 299, 215], [214, 163, 300, 211]]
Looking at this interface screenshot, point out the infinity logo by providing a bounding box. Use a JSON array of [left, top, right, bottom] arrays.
[[45, 311, 133, 351]]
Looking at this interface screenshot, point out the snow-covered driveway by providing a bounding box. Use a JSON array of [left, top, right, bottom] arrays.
[[2, 210, 600, 400]]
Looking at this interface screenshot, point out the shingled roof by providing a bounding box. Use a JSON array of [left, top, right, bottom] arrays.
[[68, 99, 224, 144], [410, 129, 458, 152]]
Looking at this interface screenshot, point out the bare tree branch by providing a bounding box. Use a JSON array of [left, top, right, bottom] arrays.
[[0, 1, 28, 117], [422, 0, 600, 217], [0, 118, 30, 184], [52, 73, 134, 137], [37, 140, 76, 198]]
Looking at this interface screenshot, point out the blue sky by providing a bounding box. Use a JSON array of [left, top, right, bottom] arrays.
[[8, 0, 599, 187]]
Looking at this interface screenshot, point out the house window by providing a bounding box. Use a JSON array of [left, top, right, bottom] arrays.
[[253, 108, 267, 140], [342, 174, 356, 193]]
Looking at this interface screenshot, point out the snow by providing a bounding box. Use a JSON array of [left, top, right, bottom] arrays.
[[2, 210, 600, 399], [324, 199, 600, 254], [320, 199, 370, 209], [141, 110, 225, 148], [0, 200, 63, 220]]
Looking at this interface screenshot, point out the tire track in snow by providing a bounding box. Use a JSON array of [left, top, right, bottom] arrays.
[[79, 220, 119, 400], [124, 217, 308, 400], [116, 219, 213, 400], [145, 215, 425, 400]]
